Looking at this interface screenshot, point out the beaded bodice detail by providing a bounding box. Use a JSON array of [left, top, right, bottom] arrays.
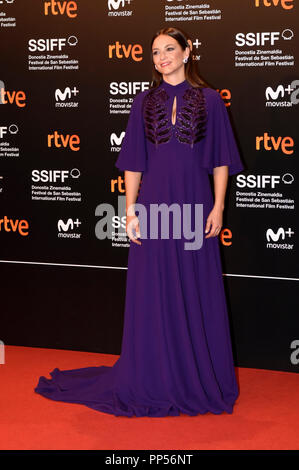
[[142, 80, 207, 149]]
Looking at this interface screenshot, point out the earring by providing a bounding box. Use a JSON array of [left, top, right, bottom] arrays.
[[183, 57, 188, 64]]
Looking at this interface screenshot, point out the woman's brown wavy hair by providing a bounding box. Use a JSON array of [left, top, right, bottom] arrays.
[[149, 26, 212, 90]]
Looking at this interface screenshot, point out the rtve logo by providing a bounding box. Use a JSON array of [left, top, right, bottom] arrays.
[[256, 133, 294, 154], [216, 89, 233, 107], [48, 131, 80, 151], [28, 36, 78, 52], [254, 0, 294, 9], [220, 229, 233, 247], [44, 0, 78, 17], [108, 41, 143, 62], [0, 86, 26, 108], [0, 216, 29, 236]]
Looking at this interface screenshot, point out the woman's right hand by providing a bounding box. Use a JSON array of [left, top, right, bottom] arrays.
[[126, 214, 142, 245]]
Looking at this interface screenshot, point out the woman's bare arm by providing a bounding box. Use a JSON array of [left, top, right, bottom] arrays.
[[124, 170, 142, 244], [124, 170, 142, 215], [213, 165, 229, 211], [205, 166, 229, 238]]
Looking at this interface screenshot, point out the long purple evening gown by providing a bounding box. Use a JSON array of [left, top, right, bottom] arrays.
[[34, 78, 244, 417]]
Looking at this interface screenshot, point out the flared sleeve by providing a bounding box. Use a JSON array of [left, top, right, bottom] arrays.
[[115, 92, 147, 172], [200, 88, 244, 175]]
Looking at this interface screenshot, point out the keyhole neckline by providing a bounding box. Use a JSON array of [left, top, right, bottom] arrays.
[[171, 96, 177, 126], [160, 78, 189, 93]]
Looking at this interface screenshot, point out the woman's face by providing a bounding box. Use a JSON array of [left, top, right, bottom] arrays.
[[151, 34, 188, 77]]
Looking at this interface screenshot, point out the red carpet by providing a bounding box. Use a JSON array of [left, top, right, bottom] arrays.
[[0, 345, 299, 450]]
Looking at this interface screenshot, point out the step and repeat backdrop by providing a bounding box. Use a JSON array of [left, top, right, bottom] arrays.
[[0, 0, 298, 371]]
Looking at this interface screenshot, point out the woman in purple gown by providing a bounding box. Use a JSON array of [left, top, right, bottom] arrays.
[[34, 27, 244, 417]]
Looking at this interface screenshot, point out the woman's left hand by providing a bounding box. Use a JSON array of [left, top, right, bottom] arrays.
[[205, 206, 223, 238]]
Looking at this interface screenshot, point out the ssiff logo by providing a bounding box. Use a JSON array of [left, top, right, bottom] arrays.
[[235, 30, 294, 46], [0, 124, 19, 139], [28, 36, 78, 52]]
